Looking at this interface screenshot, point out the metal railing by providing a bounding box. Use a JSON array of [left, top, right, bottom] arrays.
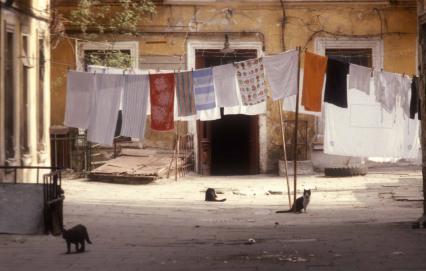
[[168, 134, 195, 180], [43, 170, 64, 235]]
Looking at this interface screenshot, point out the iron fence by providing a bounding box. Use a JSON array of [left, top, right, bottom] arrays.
[[50, 131, 92, 174]]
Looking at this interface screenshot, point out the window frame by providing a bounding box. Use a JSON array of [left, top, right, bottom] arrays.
[[313, 37, 384, 140], [76, 41, 139, 71]]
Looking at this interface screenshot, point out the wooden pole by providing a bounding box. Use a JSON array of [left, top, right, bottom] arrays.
[[175, 121, 180, 181], [293, 46, 302, 209], [278, 100, 292, 209]]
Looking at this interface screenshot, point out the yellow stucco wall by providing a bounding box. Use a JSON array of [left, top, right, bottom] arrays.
[[51, 2, 417, 172]]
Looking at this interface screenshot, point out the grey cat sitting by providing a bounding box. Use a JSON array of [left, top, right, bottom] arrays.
[[276, 189, 311, 213], [62, 224, 92, 254], [205, 188, 226, 202]]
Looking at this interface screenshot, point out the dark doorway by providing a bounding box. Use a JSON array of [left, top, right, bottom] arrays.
[[196, 49, 259, 176]]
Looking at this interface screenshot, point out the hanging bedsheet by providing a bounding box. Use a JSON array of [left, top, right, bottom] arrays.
[[324, 81, 420, 159]]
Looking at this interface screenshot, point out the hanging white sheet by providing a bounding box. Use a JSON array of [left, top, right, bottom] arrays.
[[324, 80, 420, 159], [64, 71, 95, 129], [212, 64, 240, 107], [264, 49, 299, 101]]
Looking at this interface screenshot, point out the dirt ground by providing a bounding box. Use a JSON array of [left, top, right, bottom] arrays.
[[1, 166, 426, 271]]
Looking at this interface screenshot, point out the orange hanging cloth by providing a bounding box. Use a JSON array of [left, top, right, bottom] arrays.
[[149, 73, 175, 131], [301, 52, 328, 112]]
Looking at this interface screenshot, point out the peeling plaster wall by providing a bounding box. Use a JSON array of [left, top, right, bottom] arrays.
[[51, 2, 417, 173]]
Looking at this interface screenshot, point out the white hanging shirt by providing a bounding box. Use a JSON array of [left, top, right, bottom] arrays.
[[348, 64, 372, 95], [374, 70, 400, 113], [264, 49, 299, 100]]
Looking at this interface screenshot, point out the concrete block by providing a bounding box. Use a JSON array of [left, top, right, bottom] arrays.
[[279, 160, 314, 176], [0, 184, 44, 234]]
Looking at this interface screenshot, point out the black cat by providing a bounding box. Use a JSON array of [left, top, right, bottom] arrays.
[[276, 189, 311, 213], [62, 224, 92, 254], [205, 188, 226, 202]]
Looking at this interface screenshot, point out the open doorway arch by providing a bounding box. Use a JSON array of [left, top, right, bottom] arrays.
[[187, 40, 266, 175]]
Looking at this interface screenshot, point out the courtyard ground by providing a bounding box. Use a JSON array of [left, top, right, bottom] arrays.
[[1, 165, 426, 271]]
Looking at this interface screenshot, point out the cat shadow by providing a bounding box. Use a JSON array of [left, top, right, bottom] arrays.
[[62, 250, 90, 255]]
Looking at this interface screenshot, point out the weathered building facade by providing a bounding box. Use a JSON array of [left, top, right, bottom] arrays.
[[1, 0, 51, 180], [51, 0, 417, 175]]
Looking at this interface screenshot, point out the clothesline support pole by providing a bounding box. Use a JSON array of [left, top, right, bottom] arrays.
[[293, 46, 302, 208], [278, 100, 292, 209], [175, 121, 180, 181]]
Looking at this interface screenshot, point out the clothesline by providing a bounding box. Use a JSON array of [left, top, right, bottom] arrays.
[[63, 49, 421, 161]]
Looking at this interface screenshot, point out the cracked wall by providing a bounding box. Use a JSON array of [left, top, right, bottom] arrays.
[[51, 2, 417, 173]]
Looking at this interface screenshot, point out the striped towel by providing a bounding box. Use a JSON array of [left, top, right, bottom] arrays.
[[235, 58, 266, 106], [87, 73, 123, 146], [193, 68, 216, 111], [175, 71, 196, 117], [121, 74, 149, 140]]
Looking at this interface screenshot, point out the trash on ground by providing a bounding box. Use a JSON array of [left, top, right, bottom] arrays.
[[245, 238, 256, 245]]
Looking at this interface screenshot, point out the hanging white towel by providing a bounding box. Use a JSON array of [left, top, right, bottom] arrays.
[[348, 64, 371, 94], [264, 49, 299, 100], [324, 80, 420, 159], [374, 70, 400, 113], [212, 64, 240, 107], [64, 71, 95, 129], [88, 74, 124, 146], [121, 74, 149, 140]]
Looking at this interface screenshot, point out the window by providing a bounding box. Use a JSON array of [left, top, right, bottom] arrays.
[[83, 49, 132, 71], [325, 48, 373, 68], [21, 35, 30, 153], [76, 41, 139, 71], [5, 30, 16, 159], [37, 38, 45, 152]]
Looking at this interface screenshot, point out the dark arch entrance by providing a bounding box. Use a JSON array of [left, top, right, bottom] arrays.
[[196, 49, 259, 176]]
